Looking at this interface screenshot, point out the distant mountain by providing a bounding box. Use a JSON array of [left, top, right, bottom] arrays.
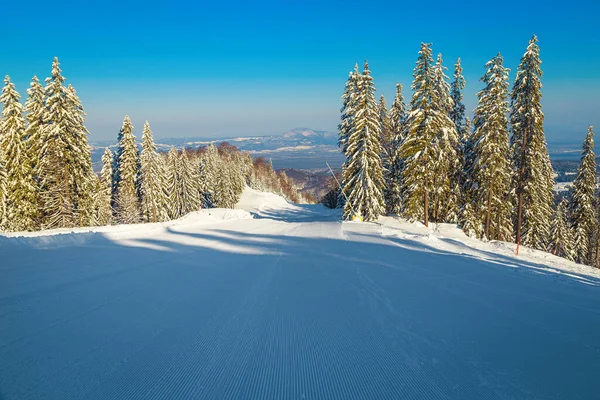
[[150, 127, 338, 152], [90, 128, 342, 171]]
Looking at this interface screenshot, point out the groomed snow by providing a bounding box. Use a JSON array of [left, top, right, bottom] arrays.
[[1, 188, 600, 399]]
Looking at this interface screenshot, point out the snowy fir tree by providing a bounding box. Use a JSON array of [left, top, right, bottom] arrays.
[[39, 57, 94, 229], [431, 53, 460, 223], [401, 44, 454, 227], [166, 147, 184, 219], [569, 126, 596, 264], [0, 75, 38, 231], [549, 199, 575, 261], [65, 84, 95, 227], [383, 84, 407, 215], [24, 76, 45, 175], [450, 58, 467, 138], [114, 116, 140, 223], [338, 64, 361, 155], [470, 53, 513, 241], [199, 143, 220, 207], [179, 149, 201, 215], [510, 35, 554, 251], [95, 148, 114, 226], [340, 61, 385, 221], [140, 121, 168, 223]]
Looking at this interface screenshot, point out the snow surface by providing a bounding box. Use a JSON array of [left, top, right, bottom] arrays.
[[2, 188, 600, 399]]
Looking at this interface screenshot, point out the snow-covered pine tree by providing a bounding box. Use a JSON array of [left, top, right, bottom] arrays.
[[0, 76, 39, 231], [216, 162, 236, 208], [24, 76, 45, 175], [459, 116, 481, 237], [200, 143, 219, 207], [378, 94, 395, 214], [114, 116, 140, 223], [338, 64, 361, 155], [450, 58, 466, 138], [549, 199, 575, 261], [510, 35, 554, 251], [385, 83, 407, 215], [179, 149, 201, 214], [39, 57, 93, 229], [431, 53, 460, 223], [401, 44, 454, 227], [166, 147, 183, 219], [65, 84, 95, 227], [139, 121, 168, 223], [471, 53, 513, 241], [340, 61, 385, 221], [0, 150, 7, 230], [95, 148, 114, 226], [569, 126, 596, 264]]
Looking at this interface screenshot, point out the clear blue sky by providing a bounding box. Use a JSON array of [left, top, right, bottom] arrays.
[[1, 0, 598, 144]]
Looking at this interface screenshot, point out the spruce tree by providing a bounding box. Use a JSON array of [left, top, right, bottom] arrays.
[[471, 53, 513, 241], [549, 199, 575, 261], [0, 76, 38, 231], [39, 57, 93, 229], [450, 58, 466, 138], [24, 76, 45, 174], [401, 44, 454, 226], [431, 53, 460, 223], [180, 149, 201, 214], [114, 116, 140, 223], [385, 84, 407, 215], [569, 126, 596, 264], [95, 148, 114, 226], [510, 35, 554, 251], [140, 121, 168, 222], [340, 61, 385, 221], [166, 147, 183, 219], [338, 64, 361, 155], [66, 84, 95, 227]]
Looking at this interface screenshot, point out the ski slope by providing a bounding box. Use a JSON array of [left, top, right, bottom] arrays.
[[2, 188, 600, 400]]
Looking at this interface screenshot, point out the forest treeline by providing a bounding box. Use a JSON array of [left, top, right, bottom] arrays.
[[330, 36, 600, 268], [0, 58, 309, 234]]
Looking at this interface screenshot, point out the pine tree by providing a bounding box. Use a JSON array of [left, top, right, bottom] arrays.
[[338, 64, 361, 155], [549, 199, 575, 261], [385, 84, 407, 215], [166, 147, 183, 219], [179, 149, 201, 214], [0, 76, 39, 231], [450, 58, 467, 138], [24, 76, 45, 175], [39, 57, 93, 229], [510, 35, 553, 251], [66, 84, 95, 227], [139, 121, 168, 222], [95, 148, 114, 226], [569, 126, 596, 264], [401, 44, 455, 226], [199, 143, 219, 207], [340, 61, 385, 221], [471, 53, 513, 241], [114, 116, 140, 223], [431, 53, 460, 223]]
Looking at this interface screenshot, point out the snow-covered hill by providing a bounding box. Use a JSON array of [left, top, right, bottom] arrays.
[[2, 188, 600, 399]]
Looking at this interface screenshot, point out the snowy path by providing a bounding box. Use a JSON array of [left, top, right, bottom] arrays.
[[1, 189, 600, 399]]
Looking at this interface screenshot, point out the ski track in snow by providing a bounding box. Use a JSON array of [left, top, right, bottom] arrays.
[[1, 188, 600, 399]]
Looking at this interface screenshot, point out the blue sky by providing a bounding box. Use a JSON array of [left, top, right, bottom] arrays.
[[1, 0, 598, 143]]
